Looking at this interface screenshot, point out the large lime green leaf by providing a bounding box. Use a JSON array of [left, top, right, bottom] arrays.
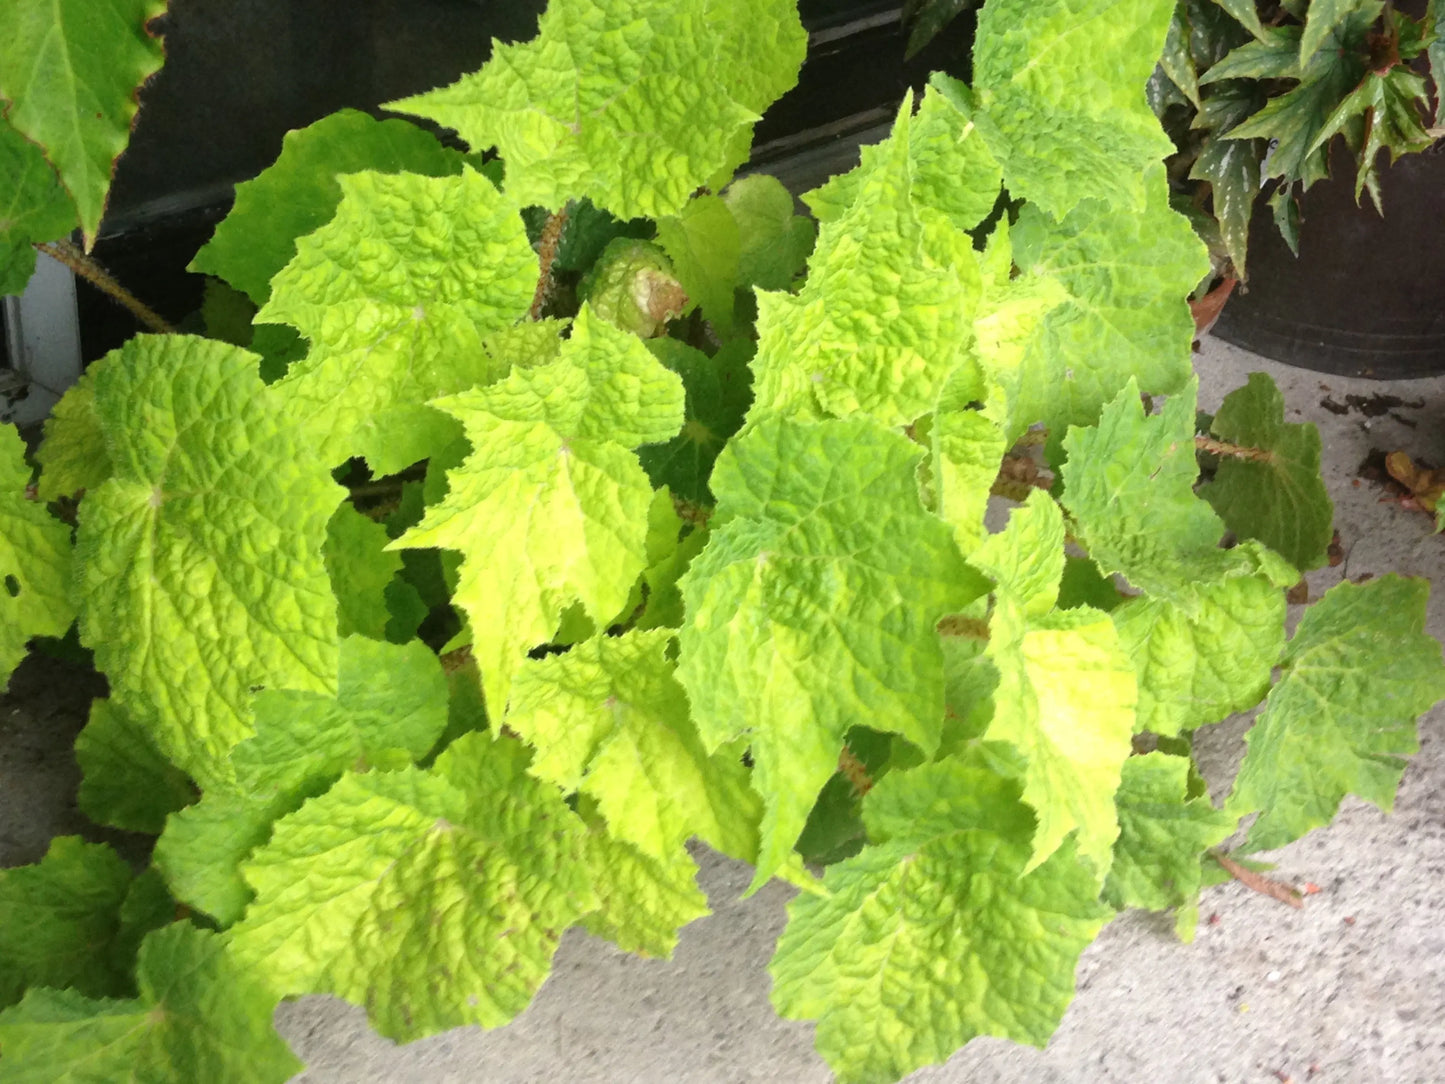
[[806, 79, 1002, 233], [74, 335, 342, 786], [1113, 573, 1284, 736], [1201, 372, 1333, 571], [392, 304, 684, 716], [1104, 752, 1235, 912], [0, 424, 74, 687], [771, 750, 1112, 1083], [0, 923, 301, 1084], [506, 629, 760, 864], [34, 369, 108, 499], [0, 118, 75, 294], [191, 109, 468, 305], [984, 597, 1137, 875], [750, 101, 983, 428], [1229, 576, 1445, 852], [386, 0, 806, 220], [75, 699, 195, 834], [636, 337, 753, 503], [0, 837, 133, 1009], [970, 0, 1177, 219], [676, 416, 989, 888], [930, 406, 1008, 557], [723, 173, 816, 291], [1008, 166, 1209, 443], [0, 0, 165, 243], [1060, 378, 1291, 613], [580, 819, 710, 958], [154, 635, 450, 926], [257, 167, 537, 474], [231, 735, 597, 1040]]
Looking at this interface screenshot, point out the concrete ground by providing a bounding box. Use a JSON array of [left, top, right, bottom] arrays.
[[4, 336, 1444, 1082]]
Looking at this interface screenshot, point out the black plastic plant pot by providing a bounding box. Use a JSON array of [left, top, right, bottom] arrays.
[[1213, 142, 1445, 380]]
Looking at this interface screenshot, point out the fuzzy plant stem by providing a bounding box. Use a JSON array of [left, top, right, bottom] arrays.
[[528, 207, 570, 320], [1195, 435, 1274, 463], [35, 239, 176, 335]]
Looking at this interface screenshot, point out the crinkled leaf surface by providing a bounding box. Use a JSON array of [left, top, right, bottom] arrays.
[[984, 598, 1137, 875], [1009, 167, 1209, 443], [507, 629, 760, 864], [0, 922, 301, 1084], [35, 369, 108, 499], [154, 636, 450, 926], [0, 118, 75, 294], [1061, 379, 1286, 613], [636, 337, 753, 503], [970, 0, 1177, 218], [0, 424, 74, 687], [191, 109, 468, 306], [931, 406, 1008, 557], [1201, 372, 1333, 571], [325, 502, 424, 643], [1104, 752, 1235, 912], [387, 0, 805, 219], [75, 699, 195, 834], [1113, 572, 1284, 736], [724, 173, 816, 291], [231, 734, 597, 1040], [393, 305, 684, 716], [575, 798, 710, 958], [676, 416, 988, 888], [1229, 576, 1445, 852], [806, 79, 1002, 233], [0, 837, 134, 1009], [771, 750, 1112, 1084], [750, 101, 982, 428], [0, 0, 166, 242], [258, 167, 536, 473], [970, 488, 1067, 617], [74, 335, 341, 785]]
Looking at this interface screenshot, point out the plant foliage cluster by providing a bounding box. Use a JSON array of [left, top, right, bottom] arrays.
[[2, 0, 1443, 1081]]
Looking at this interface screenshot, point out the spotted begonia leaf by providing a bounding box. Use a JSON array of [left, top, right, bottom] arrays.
[[386, 0, 806, 220], [0, 0, 166, 243], [507, 629, 760, 864], [74, 335, 342, 786], [970, 0, 1178, 219], [1104, 752, 1236, 912], [258, 167, 537, 474], [677, 416, 989, 888], [771, 750, 1111, 1083], [1229, 576, 1445, 852], [750, 100, 983, 429], [1113, 573, 1284, 736], [230, 734, 597, 1040], [0, 923, 301, 1084], [392, 304, 684, 717], [154, 636, 449, 926], [0, 423, 74, 687], [191, 109, 470, 306]]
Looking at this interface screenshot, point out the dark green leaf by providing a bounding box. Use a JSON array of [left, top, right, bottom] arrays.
[[1208, 0, 1269, 41], [1268, 183, 1302, 253], [1161, 8, 1202, 107], [1189, 137, 1263, 279], [1300, 0, 1373, 65], [636, 338, 753, 502], [903, 0, 981, 59]]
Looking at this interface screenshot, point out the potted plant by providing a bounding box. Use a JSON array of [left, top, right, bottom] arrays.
[[1, 1, 1443, 1082]]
